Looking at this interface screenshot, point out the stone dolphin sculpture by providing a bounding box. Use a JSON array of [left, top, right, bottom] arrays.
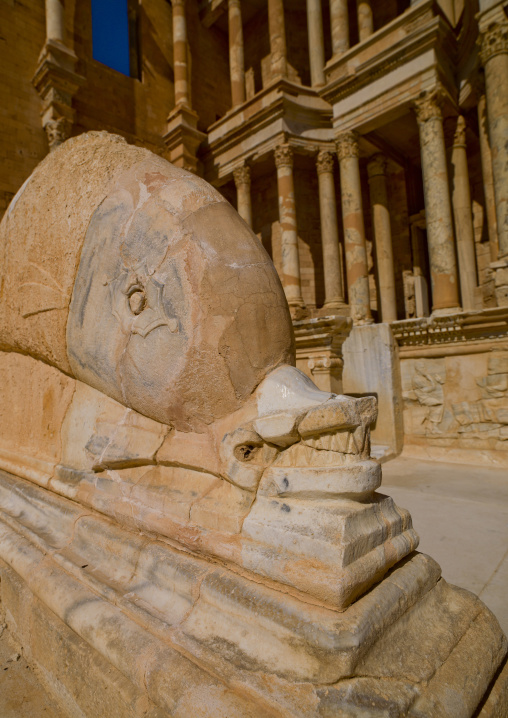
[[0, 132, 505, 717]]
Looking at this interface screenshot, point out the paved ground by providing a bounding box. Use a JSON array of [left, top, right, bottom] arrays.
[[383, 454, 508, 636]]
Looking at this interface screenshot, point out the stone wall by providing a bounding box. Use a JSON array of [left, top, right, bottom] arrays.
[[401, 347, 508, 465]]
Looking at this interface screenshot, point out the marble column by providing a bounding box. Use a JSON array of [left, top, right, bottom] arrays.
[[367, 154, 397, 322], [268, 0, 287, 78], [316, 150, 346, 311], [480, 21, 508, 260], [233, 164, 252, 228], [306, 0, 325, 87], [336, 131, 372, 324], [357, 0, 374, 42], [477, 91, 498, 261], [172, 0, 189, 106], [46, 0, 64, 42], [228, 0, 245, 107], [274, 144, 305, 310], [330, 0, 350, 56], [414, 89, 460, 313], [447, 115, 478, 311]]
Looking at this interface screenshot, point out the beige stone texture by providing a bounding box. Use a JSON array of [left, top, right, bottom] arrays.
[[0, 125, 507, 716]]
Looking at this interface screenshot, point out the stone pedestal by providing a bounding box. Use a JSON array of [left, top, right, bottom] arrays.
[[163, 105, 206, 173], [447, 116, 478, 311], [330, 0, 350, 55], [32, 39, 85, 151], [306, 0, 325, 87], [316, 150, 347, 312], [293, 314, 352, 393], [228, 0, 245, 107], [342, 322, 404, 459], [414, 88, 461, 314], [233, 164, 252, 227], [336, 131, 373, 324], [367, 154, 397, 322], [275, 143, 305, 313]]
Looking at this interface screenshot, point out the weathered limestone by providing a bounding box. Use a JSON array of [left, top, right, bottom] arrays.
[[233, 163, 252, 227], [480, 19, 508, 305], [357, 0, 374, 41], [316, 150, 347, 311], [45, 0, 64, 43], [367, 154, 397, 322], [274, 143, 305, 313], [268, 0, 287, 78], [447, 116, 478, 311], [32, 0, 84, 150], [414, 88, 461, 314], [306, 0, 325, 87], [336, 131, 373, 324], [172, 0, 189, 107], [228, 0, 245, 107], [330, 0, 350, 55], [342, 323, 404, 459], [0, 133, 506, 717], [477, 89, 499, 262]]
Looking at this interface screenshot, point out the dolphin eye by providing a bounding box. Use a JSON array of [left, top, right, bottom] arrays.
[[127, 287, 146, 315]]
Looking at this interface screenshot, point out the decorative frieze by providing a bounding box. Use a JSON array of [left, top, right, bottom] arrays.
[[392, 308, 508, 348]]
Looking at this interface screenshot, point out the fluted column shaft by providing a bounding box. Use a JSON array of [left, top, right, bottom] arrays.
[[330, 0, 349, 55], [317, 151, 346, 309], [477, 91, 499, 261], [306, 0, 325, 87], [233, 165, 252, 228], [46, 0, 65, 42], [448, 116, 478, 311], [480, 21, 508, 258], [173, 0, 189, 107], [268, 0, 287, 78], [414, 89, 460, 313], [275, 144, 304, 308], [367, 155, 397, 322], [336, 131, 372, 324], [357, 0, 373, 42], [228, 0, 245, 107]]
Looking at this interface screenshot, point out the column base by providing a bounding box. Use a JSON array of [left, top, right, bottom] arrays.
[[492, 258, 508, 307], [431, 306, 463, 317], [319, 301, 350, 316], [288, 301, 308, 320], [353, 315, 375, 326]]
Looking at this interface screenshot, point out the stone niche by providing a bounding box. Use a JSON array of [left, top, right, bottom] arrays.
[[0, 132, 506, 717]]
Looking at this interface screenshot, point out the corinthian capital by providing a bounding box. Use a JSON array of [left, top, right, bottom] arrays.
[[479, 21, 508, 65], [316, 150, 334, 174], [336, 131, 359, 162], [233, 164, 251, 188], [274, 143, 293, 169], [413, 87, 445, 125], [367, 153, 387, 179]]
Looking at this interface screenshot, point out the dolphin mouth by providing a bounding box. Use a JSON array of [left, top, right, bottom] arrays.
[[274, 425, 370, 468]]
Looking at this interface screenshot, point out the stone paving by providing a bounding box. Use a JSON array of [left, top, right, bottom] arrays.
[[383, 453, 508, 635]]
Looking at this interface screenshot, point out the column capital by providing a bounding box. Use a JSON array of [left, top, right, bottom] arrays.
[[233, 164, 251, 188], [367, 153, 387, 179], [316, 150, 334, 174], [44, 117, 70, 150], [274, 143, 294, 169], [451, 115, 466, 147], [336, 131, 359, 161], [413, 87, 445, 125], [479, 20, 508, 65]]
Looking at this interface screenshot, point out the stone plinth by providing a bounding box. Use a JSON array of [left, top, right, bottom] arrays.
[[293, 314, 352, 393]]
